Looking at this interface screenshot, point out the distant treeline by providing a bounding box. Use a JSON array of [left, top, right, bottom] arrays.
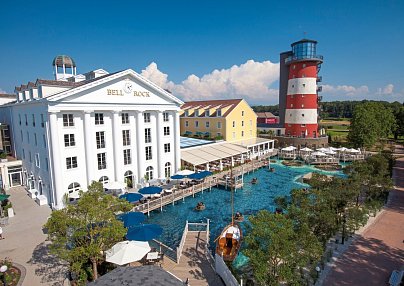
[[252, 100, 404, 119]]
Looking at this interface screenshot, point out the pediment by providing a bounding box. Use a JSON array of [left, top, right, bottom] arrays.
[[47, 69, 183, 106]]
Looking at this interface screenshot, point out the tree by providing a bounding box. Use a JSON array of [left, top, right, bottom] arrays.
[[393, 106, 404, 140], [44, 181, 132, 284], [244, 210, 322, 285], [347, 102, 396, 148]]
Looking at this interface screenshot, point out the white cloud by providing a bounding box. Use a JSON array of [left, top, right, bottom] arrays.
[[322, 84, 369, 97], [377, 83, 394, 95], [141, 60, 280, 104]]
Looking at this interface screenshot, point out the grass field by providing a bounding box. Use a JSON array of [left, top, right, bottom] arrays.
[[320, 118, 350, 143]]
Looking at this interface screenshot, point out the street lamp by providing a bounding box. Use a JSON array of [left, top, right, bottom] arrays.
[[0, 265, 8, 286], [315, 266, 321, 280]]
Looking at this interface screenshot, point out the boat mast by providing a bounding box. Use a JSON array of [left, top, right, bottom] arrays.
[[231, 164, 234, 226]]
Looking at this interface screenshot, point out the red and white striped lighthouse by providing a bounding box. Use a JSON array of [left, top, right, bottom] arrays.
[[282, 39, 323, 138]]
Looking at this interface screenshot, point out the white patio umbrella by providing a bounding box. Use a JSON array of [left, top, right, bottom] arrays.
[[317, 147, 328, 152], [175, 169, 195, 176], [300, 147, 313, 152], [104, 181, 126, 190], [106, 240, 151, 265], [324, 149, 337, 155], [312, 151, 327, 156], [347, 148, 360, 153]]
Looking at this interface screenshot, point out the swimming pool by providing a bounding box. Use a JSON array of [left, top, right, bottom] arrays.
[[145, 162, 345, 254]]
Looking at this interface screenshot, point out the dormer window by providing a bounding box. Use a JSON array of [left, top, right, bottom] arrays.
[[217, 109, 222, 117], [205, 110, 210, 117], [195, 110, 199, 117], [185, 110, 189, 117]]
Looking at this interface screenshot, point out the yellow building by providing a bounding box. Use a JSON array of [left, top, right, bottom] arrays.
[[180, 99, 257, 142]]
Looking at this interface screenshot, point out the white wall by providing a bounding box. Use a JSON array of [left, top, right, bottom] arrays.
[[287, 77, 317, 95]]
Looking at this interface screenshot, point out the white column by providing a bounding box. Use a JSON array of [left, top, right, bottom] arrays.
[[205, 163, 209, 171], [112, 111, 121, 182], [136, 111, 145, 184], [156, 111, 164, 179], [129, 113, 137, 183], [219, 159, 223, 171], [173, 111, 181, 173], [83, 111, 94, 185], [49, 111, 63, 209]]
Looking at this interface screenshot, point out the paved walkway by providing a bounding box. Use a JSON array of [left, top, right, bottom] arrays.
[[323, 145, 404, 285], [0, 186, 68, 286], [162, 231, 224, 286]]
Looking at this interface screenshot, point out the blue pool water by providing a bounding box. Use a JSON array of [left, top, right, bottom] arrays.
[[145, 162, 345, 255]]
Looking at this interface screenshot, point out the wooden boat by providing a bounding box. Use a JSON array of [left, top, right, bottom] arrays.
[[216, 166, 242, 262], [195, 202, 205, 211], [251, 178, 258, 184], [215, 224, 242, 261], [234, 212, 244, 222]]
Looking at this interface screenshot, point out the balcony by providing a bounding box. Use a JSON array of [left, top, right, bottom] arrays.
[[317, 86, 323, 93], [285, 55, 323, 64], [316, 76, 322, 82]]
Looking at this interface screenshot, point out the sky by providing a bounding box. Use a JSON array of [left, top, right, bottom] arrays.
[[0, 0, 403, 105]]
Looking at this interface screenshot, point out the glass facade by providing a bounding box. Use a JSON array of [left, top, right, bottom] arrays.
[[292, 41, 317, 59]]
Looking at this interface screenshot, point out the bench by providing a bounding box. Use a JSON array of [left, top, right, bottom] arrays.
[[389, 270, 404, 286]]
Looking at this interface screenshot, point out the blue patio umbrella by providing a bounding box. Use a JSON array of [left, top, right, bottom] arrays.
[[117, 212, 146, 228], [119, 193, 143, 203], [126, 224, 163, 241], [138, 186, 163, 195], [171, 174, 185, 180], [188, 171, 213, 180]]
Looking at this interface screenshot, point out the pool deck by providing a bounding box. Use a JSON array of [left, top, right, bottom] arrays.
[[161, 231, 224, 286]]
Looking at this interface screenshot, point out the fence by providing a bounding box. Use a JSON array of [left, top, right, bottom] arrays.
[[215, 254, 240, 286]]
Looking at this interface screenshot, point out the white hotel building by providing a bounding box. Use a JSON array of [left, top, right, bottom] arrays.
[[0, 55, 183, 209]]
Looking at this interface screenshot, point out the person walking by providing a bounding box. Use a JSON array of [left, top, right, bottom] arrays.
[[0, 226, 4, 239]]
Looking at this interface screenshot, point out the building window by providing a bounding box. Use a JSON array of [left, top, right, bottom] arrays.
[[241, 131, 244, 137], [41, 114, 45, 127], [32, 114, 35, 127], [206, 121, 210, 128], [164, 126, 170, 136], [43, 134, 46, 148], [303, 64, 306, 68], [45, 158, 49, 171], [232, 132, 235, 139], [301, 124, 306, 127], [22, 149, 25, 159], [29, 151, 32, 162], [99, 176, 109, 185], [123, 149, 132, 165], [217, 132, 222, 137], [124, 171, 133, 186], [95, 113, 104, 125], [144, 112, 151, 123], [302, 114, 305, 117], [121, 113, 129, 124], [241, 121, 244, 127], [301, 104, 304, 108], [66, 156, 78, 169], [184, 110, 189, 117], [97, 153, 107, 170], [145, 146, 152, 160], [291, 95, 294, 99], [217, 122, 221, 129], [68, 182, 81, 201], [25, 114, 28, 126], [293, 65, 296, 69], [291, 104, 294, 108], [302, 74, 305, 77], [292, 84, 295, 88], [163, 112, 169, 122], [34, 133, 37, 146], [232, 121, 235, 128], [20, 130, 23, 142], [96, 131, 105, 149], [165, 162, 171, 178], [164, 143, 170, 153], [35, 153, 40, 167], [145, 166, 153, 180], [302, 95, 305, 98], [64, 134, 75, 147], [250, 120, 252, 126], [242, 111, 244, 116], [302, 83, 306, 87], [205, 110, 210, 117], [195, 110, 199, 117], [185, 121, 189, 127], [63, 114, 74, 127], [27, 132, 30, 143], [195, 121, 199, 128], [145, 128, 151, 143], [217, 109, 222, 117], [122, 130, 131, 146], [18, 114, 21, 125]]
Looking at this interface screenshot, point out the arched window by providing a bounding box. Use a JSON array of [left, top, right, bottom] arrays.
[[164, 162, 171, 178], [68, 182, 81, 202], [99, 176, 109, 185], [124, 170, 133, 188], [145, 166, 153, 181]]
